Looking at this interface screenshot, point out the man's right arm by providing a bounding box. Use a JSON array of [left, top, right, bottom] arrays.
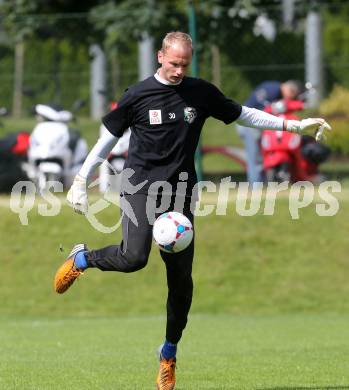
[[78, 130, 119, 180], [67, 88, 134, 214], [67, 130, 119, 214]]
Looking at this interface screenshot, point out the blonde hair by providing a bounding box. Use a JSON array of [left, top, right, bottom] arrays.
[[161, 31, 193, 53]]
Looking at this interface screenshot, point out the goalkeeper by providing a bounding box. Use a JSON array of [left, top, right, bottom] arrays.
[[54, 31, 331, 390]]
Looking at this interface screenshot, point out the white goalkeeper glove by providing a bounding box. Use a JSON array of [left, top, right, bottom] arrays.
[[67, 174, 88, 215], [285, 118, 332, 142]]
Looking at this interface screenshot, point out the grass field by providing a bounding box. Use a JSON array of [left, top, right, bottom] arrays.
[[1, 186, 349, 389], [1, 114, 349, 389], [1, 315, 349, 389]]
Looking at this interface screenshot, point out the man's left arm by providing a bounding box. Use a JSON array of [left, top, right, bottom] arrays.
[[236, 106, 331, 142]]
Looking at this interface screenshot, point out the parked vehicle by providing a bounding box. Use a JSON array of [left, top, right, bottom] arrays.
[[26, 103, 88, 192], [0, 107, 30, 192], [261, 100, 331, 183]]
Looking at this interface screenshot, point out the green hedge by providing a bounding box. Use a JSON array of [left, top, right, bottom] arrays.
[[318, 85, 349, 155], [325, 119, 349, 155]]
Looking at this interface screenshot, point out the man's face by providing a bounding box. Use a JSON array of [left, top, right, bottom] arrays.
[[158, 43, 192, 84], [282, 86, 299, 100]]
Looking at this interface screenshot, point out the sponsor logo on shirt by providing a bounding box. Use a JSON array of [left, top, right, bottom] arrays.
[[149, 110, 162, 125], [184, 107, 197, 124]]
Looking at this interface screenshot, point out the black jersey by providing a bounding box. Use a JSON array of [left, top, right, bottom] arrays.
[[103, 75, 242, 196]]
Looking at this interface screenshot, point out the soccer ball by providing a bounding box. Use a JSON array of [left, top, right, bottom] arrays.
[[153, 212, 193, 253]]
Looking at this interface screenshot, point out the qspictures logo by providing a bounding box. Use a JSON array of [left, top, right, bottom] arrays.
[[8, 168, 342, 234]]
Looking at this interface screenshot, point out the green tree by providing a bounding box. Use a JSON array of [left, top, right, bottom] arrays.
[[0, 0, 104, 113], [88, 0, 291, 99], [323, 1, 349, 89]]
